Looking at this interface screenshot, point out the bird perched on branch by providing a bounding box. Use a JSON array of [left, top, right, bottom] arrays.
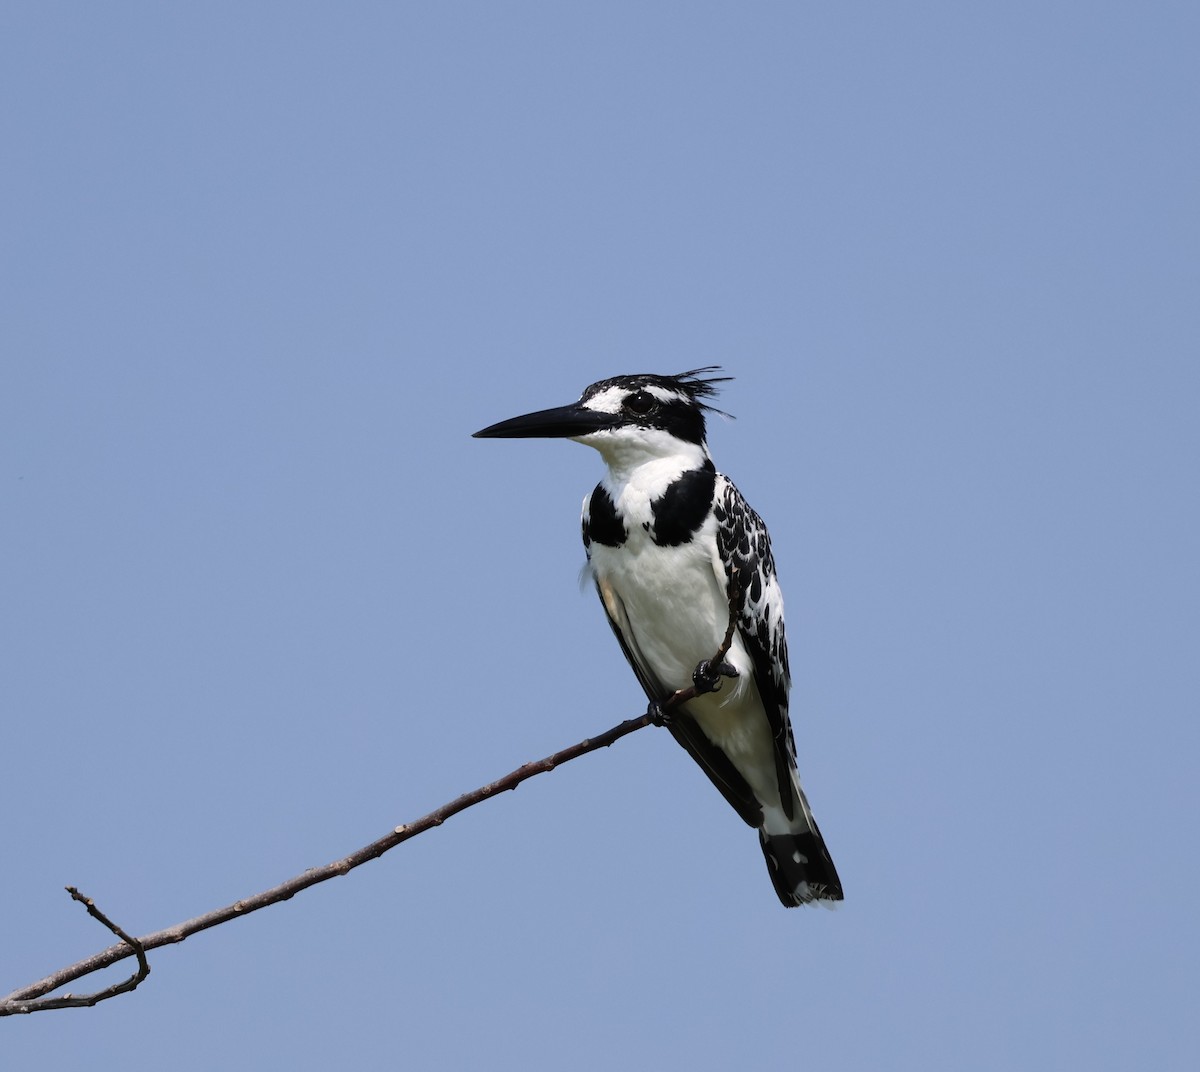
[[474, 368, 842, 907]]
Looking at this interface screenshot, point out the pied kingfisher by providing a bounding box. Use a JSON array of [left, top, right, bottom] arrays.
[[474, 368, 842, 907]]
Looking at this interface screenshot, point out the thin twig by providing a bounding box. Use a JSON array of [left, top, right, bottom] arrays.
[[1, 717, 647, 1014], [2, 574, 746, 1016], [1, 889, 150, 1015]]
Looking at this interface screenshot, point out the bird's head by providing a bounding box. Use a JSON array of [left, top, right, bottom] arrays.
[[473, 368, 731, 470]]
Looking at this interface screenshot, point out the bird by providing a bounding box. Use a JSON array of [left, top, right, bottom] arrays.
[[473, 368, 842, 907]]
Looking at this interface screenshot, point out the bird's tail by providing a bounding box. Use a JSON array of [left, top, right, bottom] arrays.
[[759, 792, 843, 907]]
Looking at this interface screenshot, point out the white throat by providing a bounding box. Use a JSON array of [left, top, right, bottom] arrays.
[[576, 426, 710, 488]]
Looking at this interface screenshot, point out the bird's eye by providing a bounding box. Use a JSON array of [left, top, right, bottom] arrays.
[[623, 391, 656, 416]]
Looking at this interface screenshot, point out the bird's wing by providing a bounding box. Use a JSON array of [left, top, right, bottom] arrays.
[[712, 475, 798, 820]]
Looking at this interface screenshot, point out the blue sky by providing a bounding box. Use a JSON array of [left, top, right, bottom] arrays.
[[3, 3, 1197, 1068]]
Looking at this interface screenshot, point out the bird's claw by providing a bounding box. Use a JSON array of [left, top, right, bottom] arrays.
[[647, 700, 673, 728], [692, 659, 738, 695]]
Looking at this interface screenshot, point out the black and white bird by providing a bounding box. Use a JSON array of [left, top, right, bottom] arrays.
[[474, 368, 842, 907]]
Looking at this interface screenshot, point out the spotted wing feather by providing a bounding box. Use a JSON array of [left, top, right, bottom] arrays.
[[712, 476, 797, 819]]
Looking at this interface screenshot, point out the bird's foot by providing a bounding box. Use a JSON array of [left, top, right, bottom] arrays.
[[647, 700, 673, 728], [692, 659, 738, 695]]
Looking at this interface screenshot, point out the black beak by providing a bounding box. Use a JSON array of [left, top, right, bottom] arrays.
[[473, 402, 616, 440]]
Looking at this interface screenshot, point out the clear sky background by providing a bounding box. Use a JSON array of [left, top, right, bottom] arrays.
[[3, 3, 1197, 1069]]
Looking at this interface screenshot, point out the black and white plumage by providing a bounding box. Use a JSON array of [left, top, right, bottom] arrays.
[[474, 369, 842, 907]]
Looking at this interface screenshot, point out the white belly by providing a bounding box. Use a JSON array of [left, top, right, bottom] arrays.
[[588, 526, 736, 691], [589, 530, 791, 826]]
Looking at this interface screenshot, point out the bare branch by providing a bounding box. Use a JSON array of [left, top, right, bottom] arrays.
[[1, 888, 150, 1015], [2, 578, 745, 1016]]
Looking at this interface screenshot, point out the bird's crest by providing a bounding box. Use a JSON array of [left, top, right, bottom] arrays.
[[583, 366, 734, 421]]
